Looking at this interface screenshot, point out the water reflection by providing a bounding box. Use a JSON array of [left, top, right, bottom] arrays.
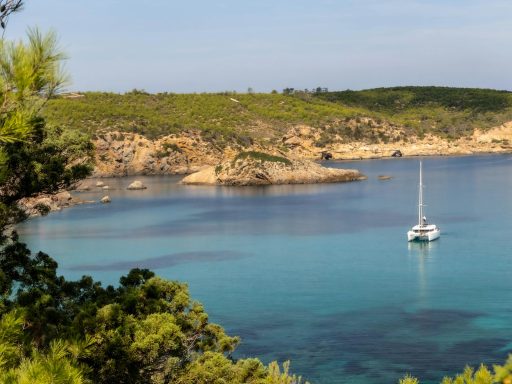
[[408, 241, 437, 305]]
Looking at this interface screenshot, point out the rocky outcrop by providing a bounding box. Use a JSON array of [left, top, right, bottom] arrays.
[[17, 191, 89, 217], [181, 151, 365, 186]]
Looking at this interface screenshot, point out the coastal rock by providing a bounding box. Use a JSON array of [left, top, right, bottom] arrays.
[[89, 119, 512, 177], [181, 151, 365, 186], [100, 195, 111, 204], [93, 131, 223, 177], [17, 191, 84, 217], [127, 180, 147, 190], [96, 181, 105, 187], [378, 175, 393, 180]]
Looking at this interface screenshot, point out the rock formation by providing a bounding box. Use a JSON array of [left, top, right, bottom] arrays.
[[18, 191, 88, 217], [91, 121, 512, 177], [181, 151, 365, 186]]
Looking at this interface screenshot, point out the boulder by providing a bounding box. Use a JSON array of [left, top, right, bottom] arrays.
[[75, 182, 90, 191], [127, 180, 147, 190], [96, 181, 105, 187], [100, 195, 111, 204]]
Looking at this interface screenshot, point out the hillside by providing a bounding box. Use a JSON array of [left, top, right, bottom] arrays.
[[45, 87, 512, 142], [42, 87, 512, 176]]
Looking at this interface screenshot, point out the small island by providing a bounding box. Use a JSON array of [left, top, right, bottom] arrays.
[[181, 151, 366, 186]]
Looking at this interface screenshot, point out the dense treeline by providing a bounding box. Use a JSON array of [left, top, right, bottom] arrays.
[[314, 86, 512, 113]]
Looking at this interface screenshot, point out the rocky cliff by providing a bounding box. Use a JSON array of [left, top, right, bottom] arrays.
[[91, 121, 512, 177]]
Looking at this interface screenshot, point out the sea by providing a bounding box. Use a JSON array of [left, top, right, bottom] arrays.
[[18, 154, 512, 384]]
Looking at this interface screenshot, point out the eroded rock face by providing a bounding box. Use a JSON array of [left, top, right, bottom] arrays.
[[181, 152, 365, 186], [93, 131, 223, 177], [91, 120, 512, 177]]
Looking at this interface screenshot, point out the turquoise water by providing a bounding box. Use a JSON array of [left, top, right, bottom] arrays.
[[18, 155, 512, 384]]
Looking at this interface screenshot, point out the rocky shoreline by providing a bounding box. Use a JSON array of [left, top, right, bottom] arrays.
[[17, 120, 512, 215], [92, 121, 512, 177], [17, 191, 94, 217]]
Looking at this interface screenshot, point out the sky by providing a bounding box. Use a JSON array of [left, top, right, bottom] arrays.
[[5, 0, 512, 93]]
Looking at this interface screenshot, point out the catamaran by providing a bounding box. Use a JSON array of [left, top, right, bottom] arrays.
[[407, 161, 440, 242]]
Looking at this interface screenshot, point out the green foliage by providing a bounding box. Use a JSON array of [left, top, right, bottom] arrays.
[[399, 356, 512, 384], [316, 86, 512, 113], [0, 30, 93, 235], [234, 151, 291, 165], [0, 116, 92, 206], [0, 28, 68, 143], [0, 339, 90, 384], [399, 374, 420, 384], [314, 87, 512, 138], [42, 87, 512, 145], [264, 361, 309, 384], [440, 365, 494, 384]]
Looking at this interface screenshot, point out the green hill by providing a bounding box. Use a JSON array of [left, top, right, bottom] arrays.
[[43, 87, 512, 143]]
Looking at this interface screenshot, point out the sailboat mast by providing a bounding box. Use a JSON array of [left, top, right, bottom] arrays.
[[418, 161, 423, 226]]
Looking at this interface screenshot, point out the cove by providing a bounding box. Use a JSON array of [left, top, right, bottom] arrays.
[[18, 155, 512, 383]]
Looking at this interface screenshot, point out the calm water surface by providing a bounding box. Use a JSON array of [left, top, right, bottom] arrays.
[[18, 155, 512, 383]]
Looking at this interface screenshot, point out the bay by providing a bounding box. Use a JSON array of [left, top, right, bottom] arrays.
[[18, 155, 512, 383]]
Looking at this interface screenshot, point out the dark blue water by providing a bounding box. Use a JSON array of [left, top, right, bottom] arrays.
[[18, 155, 512, 383]]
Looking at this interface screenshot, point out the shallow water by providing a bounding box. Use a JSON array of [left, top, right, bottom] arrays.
[[18, 155, 512, 383]]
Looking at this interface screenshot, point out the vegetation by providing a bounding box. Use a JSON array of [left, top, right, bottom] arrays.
[[42, 87, 512, 146], [399, 359, 512, 384], [0, 28, 92, 235], [314, 87, 512, 139], [234, 151, 292, 165]]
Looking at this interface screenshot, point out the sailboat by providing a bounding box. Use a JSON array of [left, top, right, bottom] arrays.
[[407, 161, 440, 242]]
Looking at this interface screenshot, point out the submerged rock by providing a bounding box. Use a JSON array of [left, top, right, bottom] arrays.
[[181, 151, 365, 186], [127, 180, 147, 190], [378, 175, 393, 180]]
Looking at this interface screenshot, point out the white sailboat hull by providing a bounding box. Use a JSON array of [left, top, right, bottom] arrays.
[[407, 227, 440, 242]]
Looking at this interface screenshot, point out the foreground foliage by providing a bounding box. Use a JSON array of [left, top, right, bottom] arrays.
[[0, 239, 309, 383], [0, 29, 92, 238], [400, 358, 512, 384]]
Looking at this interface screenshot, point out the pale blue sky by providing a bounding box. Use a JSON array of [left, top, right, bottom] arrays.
[[6, 0, 512, 93]]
